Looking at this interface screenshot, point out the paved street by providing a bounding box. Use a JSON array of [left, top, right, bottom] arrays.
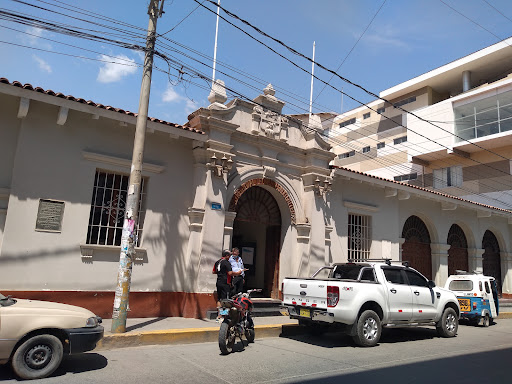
[[1, 319, 511, 383]]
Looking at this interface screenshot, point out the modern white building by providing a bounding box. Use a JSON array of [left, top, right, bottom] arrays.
[[1, 76, 511, 320]]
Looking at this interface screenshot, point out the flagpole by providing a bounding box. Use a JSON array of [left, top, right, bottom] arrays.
[[212, 0, 221, 83], [309, 41, 315, 116]]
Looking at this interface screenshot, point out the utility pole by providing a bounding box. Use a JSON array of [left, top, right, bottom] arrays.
[[111, 0, 165, 333]]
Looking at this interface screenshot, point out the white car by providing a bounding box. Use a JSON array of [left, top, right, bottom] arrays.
[[0, 293, 104, 380]]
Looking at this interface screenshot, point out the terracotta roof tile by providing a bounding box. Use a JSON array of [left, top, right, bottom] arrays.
[[332, 165, 512, 214], [0, 77, 204, 135]]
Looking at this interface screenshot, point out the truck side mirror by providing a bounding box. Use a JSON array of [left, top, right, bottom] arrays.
[[428, 280, 436, 289]]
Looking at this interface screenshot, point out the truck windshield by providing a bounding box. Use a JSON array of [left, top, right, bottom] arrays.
[[448, 280, 473, 291], [331, 265, 364, 280]]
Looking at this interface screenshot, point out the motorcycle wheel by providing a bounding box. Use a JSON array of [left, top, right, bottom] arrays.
[[218, 322, 236, 355], [245, 328, 255, 343]]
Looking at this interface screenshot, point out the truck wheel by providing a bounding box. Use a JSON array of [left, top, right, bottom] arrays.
[[352, 310, 381, 347], [436, 307, 458, 337], [482, 314, 490, 327], [12, 334, 63, 380]]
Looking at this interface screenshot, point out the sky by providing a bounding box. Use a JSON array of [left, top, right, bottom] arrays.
[[1, 0, 512, 125]]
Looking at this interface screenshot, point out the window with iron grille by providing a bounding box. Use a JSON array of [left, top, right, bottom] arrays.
[[348, 214, 371, 260], [86, 170, 147, 247]]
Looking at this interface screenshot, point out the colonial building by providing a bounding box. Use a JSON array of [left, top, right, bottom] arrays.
[[1, 77, 511, 320]]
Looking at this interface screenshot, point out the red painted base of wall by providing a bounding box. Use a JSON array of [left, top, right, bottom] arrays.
[[2, 291, 218, 319], [502, 293, 512, 299]]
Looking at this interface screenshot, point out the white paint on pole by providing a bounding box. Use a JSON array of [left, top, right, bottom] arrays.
[[212, 0, 221, 83], [309, 41, 315, 116]]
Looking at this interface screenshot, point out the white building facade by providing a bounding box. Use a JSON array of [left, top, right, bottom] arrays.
[[1, 77, 511, 319]]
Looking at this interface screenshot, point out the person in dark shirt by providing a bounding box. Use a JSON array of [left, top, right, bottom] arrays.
[[214, 250, 242, 318]]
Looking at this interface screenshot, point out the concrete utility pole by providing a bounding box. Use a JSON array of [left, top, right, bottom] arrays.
[[111, 0, 165, 333]]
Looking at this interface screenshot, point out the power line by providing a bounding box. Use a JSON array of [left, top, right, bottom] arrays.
[[314, 0, 387, 103], [196, 0, 512, 166], [157, 0, 205, 36], [481, 0, 512, 23]]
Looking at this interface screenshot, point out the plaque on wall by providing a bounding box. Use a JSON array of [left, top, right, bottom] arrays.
[[35, 199, 65, 232]]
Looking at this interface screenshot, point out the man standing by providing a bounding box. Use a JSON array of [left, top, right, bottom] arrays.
[[214, 250, 241, 313], [229, 247, 248, 296]]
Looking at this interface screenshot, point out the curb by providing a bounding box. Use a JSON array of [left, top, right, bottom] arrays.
[[498, 312, 512, 319], [96, 323, 302, 351]]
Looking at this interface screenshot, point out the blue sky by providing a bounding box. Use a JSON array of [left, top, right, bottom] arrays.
[[1, 0, 512, 124]]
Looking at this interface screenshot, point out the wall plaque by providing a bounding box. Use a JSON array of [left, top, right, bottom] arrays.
[[35, 199, 65, 232]]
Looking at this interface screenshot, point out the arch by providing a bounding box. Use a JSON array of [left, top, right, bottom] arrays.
[[482, 230, 502, 294], [401, 215, 432, 279], [229, 178, 296, 224], [447, 224, 468, 276], [235, 186, 281, 225]]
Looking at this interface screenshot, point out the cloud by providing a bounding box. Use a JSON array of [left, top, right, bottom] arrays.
[[33, 55, 52, 73], [23, 27, 52, 49], [97, 54, 137, 83], [163, 86, 182, 103], [361, 24, 411, 50]]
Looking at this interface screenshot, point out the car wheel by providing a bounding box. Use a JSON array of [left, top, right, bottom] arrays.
[[436, 307, 458, 337], [12, 334, 64, 380], [352, 310, 381, 347], [482, 314, 490, 327]]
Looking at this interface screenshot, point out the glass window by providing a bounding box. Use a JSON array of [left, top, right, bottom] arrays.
[[360, 268, 376, 282], [405, 270, 429, 287], [382, 268, 406, 284], [362, 146, 370, 153], [363, 112, 371, 119], [86, 170, 147, 247], [449, 280, 473, 291], [393, 136, 407, 145], [433, 166, 462, 189], [339, 118, 356, 128], [377, 142, 385, 149], [340, 150, 355, 159], [485, 281, 491, 294], [377, 107, 385, 114], [331, 264, 364, 280], [479, 281, 483, 291]]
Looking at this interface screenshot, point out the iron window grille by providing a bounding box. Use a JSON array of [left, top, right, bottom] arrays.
[[348, 214, 371, 260], [86, 170, 147, 247]]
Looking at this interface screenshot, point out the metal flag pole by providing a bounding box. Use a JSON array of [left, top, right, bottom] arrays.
[[212, 0, 221, 83], [309, 41, 316, 116]]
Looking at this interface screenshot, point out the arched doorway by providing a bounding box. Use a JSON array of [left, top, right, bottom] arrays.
[[231, 186, 282, 298], [402, 215, 432, 279], [482, 230, 502, 295], [447, 224, 468, 276]]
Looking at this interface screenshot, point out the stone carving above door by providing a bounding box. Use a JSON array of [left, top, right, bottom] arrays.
[[252, 105, 288, 141]]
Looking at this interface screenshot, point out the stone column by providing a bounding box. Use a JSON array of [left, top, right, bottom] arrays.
[[467, 248, 484, 274], [223, 211, 237, 250], [431, 243, 450, 287], [295, 223, 311, 278], [500, 252, 512, 296], [325, 225, 333, 265], [398, 238, 405, 261]]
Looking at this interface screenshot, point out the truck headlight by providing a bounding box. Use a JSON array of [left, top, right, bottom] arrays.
[[85, 316, 102, 327]]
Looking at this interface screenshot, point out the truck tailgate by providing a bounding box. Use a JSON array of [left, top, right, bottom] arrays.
[[282, 278, 327, 309]]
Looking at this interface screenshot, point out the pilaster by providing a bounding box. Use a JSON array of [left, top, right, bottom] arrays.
[[430, 243, 450, 287], [467, 248, 484, 274]]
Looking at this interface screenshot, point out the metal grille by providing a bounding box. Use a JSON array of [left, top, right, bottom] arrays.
[[348, 214, 371, 260], [86, 170, 147, 247]]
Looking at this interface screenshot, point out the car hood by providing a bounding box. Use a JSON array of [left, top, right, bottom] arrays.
[[12, 298, 96, 318]]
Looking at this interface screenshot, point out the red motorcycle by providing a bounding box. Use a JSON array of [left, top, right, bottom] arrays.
[[217, 289, 261, 354]]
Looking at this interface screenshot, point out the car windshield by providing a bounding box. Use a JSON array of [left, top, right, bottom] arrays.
[[449, 280, 473, 291], [331, 264, 364, 280]]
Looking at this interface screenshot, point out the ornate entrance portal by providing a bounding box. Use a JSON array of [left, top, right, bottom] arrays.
[[231, 186, 282, 298]]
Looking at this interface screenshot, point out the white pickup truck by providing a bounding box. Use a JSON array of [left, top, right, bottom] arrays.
[[282, 260, 460, 347]]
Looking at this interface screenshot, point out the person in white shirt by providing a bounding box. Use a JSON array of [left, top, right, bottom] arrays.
[[229, 247, 248, 295]]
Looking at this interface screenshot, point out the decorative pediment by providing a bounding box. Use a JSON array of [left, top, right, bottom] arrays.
[[251, 104, 289, 142]]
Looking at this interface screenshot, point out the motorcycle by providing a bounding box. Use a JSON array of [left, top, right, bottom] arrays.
[[217, 289, 261, 354]]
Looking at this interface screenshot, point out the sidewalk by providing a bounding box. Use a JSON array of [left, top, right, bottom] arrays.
[[96, 315, 300, 351], [95, 308, 512, 351]]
